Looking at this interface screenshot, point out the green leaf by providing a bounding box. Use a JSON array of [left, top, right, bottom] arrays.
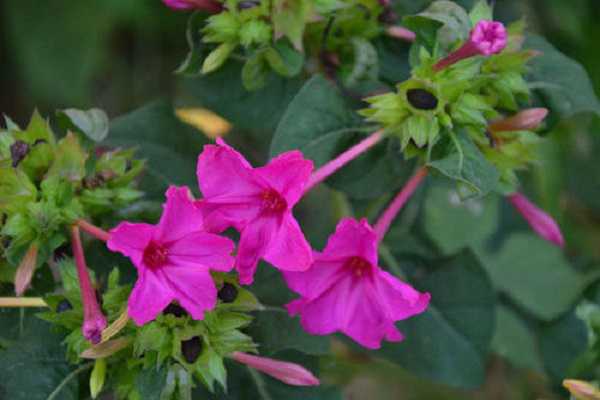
[[202, 42, 237, 75], [0, 318, 80, 400], [491, 306, 543, 371], [475, 234, 587, 321], [469, 0, 493, 25], [374, 250, 495, 389], [90, 359, 107, 399], [526, 35, 600, 118], [264, 41, 304, 78], [136, 365, 168, 400], [272, 0, 311, 50], [423, 183, 499, 254], [46, 132, 87, 182], [242, 52, 269, 91], [247, 309, 330, 356], [539, 310, 588, 382], [57, 108, 109, 142], [417, 0, 471, 49], [107, 101, 208, 200], [428, 130, 500, 197]]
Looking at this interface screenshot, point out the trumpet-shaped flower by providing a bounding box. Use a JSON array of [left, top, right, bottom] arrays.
[[508, 192, 564, 247], [284, 218, 430, 349], [107, 186, 235, 325], [196, 139, 313, 284]]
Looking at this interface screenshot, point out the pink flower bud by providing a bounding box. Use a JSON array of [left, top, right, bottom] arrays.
[[434, 20, 507, 71], [563, 379, 600, 400], [508, 193, 565, 248], [14, 243, 39, 296], [489, 108, 549, 132], [231, 352, 320, 386], [71, 226, 107, 344], [162, 0, 222, 13], [386, 26, 416, 42]]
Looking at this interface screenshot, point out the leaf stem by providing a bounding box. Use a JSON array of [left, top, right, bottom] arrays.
[[448, 130, 464, 172]]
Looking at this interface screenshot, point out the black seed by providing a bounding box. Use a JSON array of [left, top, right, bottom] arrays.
[[53, 244, 70, 262], [218, 283, 238, 303], [181, 336, 203, 364], [163, 303, 187, 318], [406, 88, 439, 111], [238, 0, 260, 10], [56, 299, 73, 313], [10, 140, 29, 167]]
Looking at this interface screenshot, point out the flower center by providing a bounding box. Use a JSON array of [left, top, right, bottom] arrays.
[[345, 256, 372, 277], [143, 241, 168, 269], [261, 189, 287, 213], [406, 88, 438, 110]]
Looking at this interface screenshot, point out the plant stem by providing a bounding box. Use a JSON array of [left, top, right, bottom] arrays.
[[46, 362, 94, 400], [76, 219, 110, 242], [373, 167, 428, 242], [0, 297, 47, 307], [304, 130, 384, 194]]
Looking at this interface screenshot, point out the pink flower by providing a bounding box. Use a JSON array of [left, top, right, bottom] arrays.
[[489, 108, 549, 132], [196, 139, 313, 285], [283, 218, 430, 349], [434, 20, 507, 71], [107, 186, 235, 325], [162, 0, 222, 13], [231, 352, 320, 386], [508, 193, 565, 247], [71, 226, 107, 344]]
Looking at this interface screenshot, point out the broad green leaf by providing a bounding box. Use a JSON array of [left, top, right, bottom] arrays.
[[526, 35, 600, 118], [539, 310, 588, 382], [428, 131, 501, 197], [476, 234, 587, 321], [135, 365, 168, 400], [374, 250, 495, 389], [424, 183, 499, 254], [491, 305, 543, 371], [469, 0, 493, 25], [247, 309, 330, 356], [418, 0, 471, 48], [107, 101, 208, 200], [0, 318, 79, 400], [57, 108, 109, 142]]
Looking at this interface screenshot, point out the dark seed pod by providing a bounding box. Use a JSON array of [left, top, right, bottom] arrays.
[[406, 88, 439, 111], [56, 299, 73, 313], [238, 0, 260, 10], [218, 283, 238, 303], [163, 303, 187, 318], [181, 336, 203, 364], [10, 140, 30, 167]]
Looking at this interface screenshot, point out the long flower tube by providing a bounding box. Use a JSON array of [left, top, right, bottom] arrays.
[[71, 225, 108, 344]]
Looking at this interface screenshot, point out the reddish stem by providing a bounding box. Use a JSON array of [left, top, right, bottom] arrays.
[[304, 131, 384, 194], [77, 219, 110, 242], [373, 167, 428, 242], [433, 42, 478, 72]]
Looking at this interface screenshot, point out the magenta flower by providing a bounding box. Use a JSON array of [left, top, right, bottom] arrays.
[[231, 352, 320, 386], [71, 226, 107, 344], [508, 192, 565, 247], [107, 186, 235, 325], [283, 218, 430, 349], [196, 139, 313, 285], [162, 0, 222, 13], [434, 20, 507, 71]]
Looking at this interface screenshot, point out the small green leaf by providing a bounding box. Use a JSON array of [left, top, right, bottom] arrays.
[[469, 0, 493, 25], [202, 42, 237, 75], [242, 52, 269, 91], [58, 108, 109, 142], [90, 359, 107, 399], [272, 0, 311, 50]]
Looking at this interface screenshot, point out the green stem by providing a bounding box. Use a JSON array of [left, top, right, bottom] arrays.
[[448, 130, 464, 172], [46, 362, 94, 400], [247, 366, 274, 400]]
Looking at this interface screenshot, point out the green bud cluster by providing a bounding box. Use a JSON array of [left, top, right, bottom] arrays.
[[0, 111, 144, 283], [360, 5, 541, 193]]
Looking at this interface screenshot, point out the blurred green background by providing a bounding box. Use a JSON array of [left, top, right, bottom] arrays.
[[2, 1, 600, 399]]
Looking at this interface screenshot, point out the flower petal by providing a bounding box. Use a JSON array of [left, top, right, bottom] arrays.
[[162, 266, 217, 320], [155, 186, 205, 243], [320, 218, 378, 265], [196, 197, 262, 233], [373, 270, 431, 320], [107, 222, 154, 268], [128, 269, 173, 326], [235, 216, 279, 285], [167, 231, 235, 272], [283, 258, 345, 300], [264, 214, 313, 272], [255, 151, 313, 206], [197, 139, 263, 199]]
